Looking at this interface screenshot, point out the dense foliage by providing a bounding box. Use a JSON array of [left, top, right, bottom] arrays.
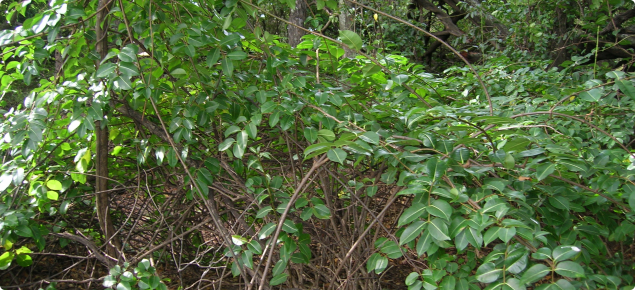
[[1, 0, 635, 289]]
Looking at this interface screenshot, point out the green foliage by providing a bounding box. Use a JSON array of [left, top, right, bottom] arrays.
[[0, 0, 635, 289], [103, 260, 167, 290]]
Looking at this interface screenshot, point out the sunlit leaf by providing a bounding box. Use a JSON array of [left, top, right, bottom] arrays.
[[339, 30, 363, 51]]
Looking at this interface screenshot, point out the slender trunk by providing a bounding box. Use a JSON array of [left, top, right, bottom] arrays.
[[95, 0, 119, 265], [339, 0, 355, 58], [288, 0, 307, 47]]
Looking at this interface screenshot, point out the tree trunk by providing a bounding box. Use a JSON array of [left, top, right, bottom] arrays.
[[94, 0, 119, 265], [288, 0, 307, 48], [339, 0, 355, 58]]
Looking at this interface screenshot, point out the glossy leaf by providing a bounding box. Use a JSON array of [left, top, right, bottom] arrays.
[[339, 30, 363, 51], [520, 264, 551, 285], [475, 262, 502, 283], [552, 245, 581, 262], [428, 199, 452, 221], [554, 261, 585, 278], [400, 221, 426, 245], [327, 148, 347, 164], [428, 218, 451, 241], [397, 203, 426, 227]]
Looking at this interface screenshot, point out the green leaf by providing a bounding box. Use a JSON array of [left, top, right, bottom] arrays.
[[47, 191, 59, 200], [220, 33, 241, 48], [380, 240, 403, 259], [223, 15, 233, 30], [558, 159, 587, 172], [464, 227, 483, 249], [397, 203, 426, 227], [498, 227, 516, 243], [548, 196, 570, 210], [359, 131, 379, 145], [46, 179, 62, 191], [282, 219, 298, 233], [367, 253, 388, 273], [451, 148, 471, 163], [503, 153, 515, 169], [231, 257, 242, 277], [219, 138, 235, 151], [272, 259, 287, 277], [507, 253, 528, 275], [261, 101, 277, 114], [103, 275, 116, 287], [246, 122, 258, 139], [540, 279, 575, 290], [247, 240, 262, 255], [15, 246, 32, 267], [427, 199, 452, 221], [374, 255, 389, 273], [270, 273, 288, 286], [426, 158, 446, 182], [393, 74, 409, 85], [366, 186, 378, 197], [475, 262, 502, 283], [184, 44, 196, 57], [227, 50, 248, 60], [167, 148, 178, 167], [304, 127, 318, 143], [520, 264, 551, 284], [503, 138, 531, 153], [339, 30, 363, 51], [405, 272, 419, 286], [269, 111, 280, 127], [617, 79, 635, 99], [366, 252, 380, 273], [428, 218, 450, 241], [362, 63, 381, 77], [416, 230, 434, 256], [207, 47, 221, 67], [235, 131, 248, 158], [114, 76, 133, 90], [0, 252, 14, 270], [473, 116, 516, 125], [316, 0, 325, 9], [221, 57, 234, 77], [119, 62, 139, 77], [197, 168, 214, 186], [15, 225, 33, 237], [579, 88, 602, 102], [552, 245, 581, 263], [484, 227, 501, 246], [304, 143, 332, 157], [170, 68, 187, 77], [482, 198, 507, 212], [317, 129, 336, 141], [532, 247, 552, 260], [491, 278, 526, 290], [118, 44, 139, 62], [327, 148, 348, 164], [312, 204, 331, 219], [440, 276, 456, 289], [231, 235, 248, 246], [400, 221, 426, 245], [256, 206, 272, 218], [258, 223, 276, 240], [535, 162, 556, 181], [96, 63, 116, 78], [32, 13, 50, 33], [554, 261, 585, 278]]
